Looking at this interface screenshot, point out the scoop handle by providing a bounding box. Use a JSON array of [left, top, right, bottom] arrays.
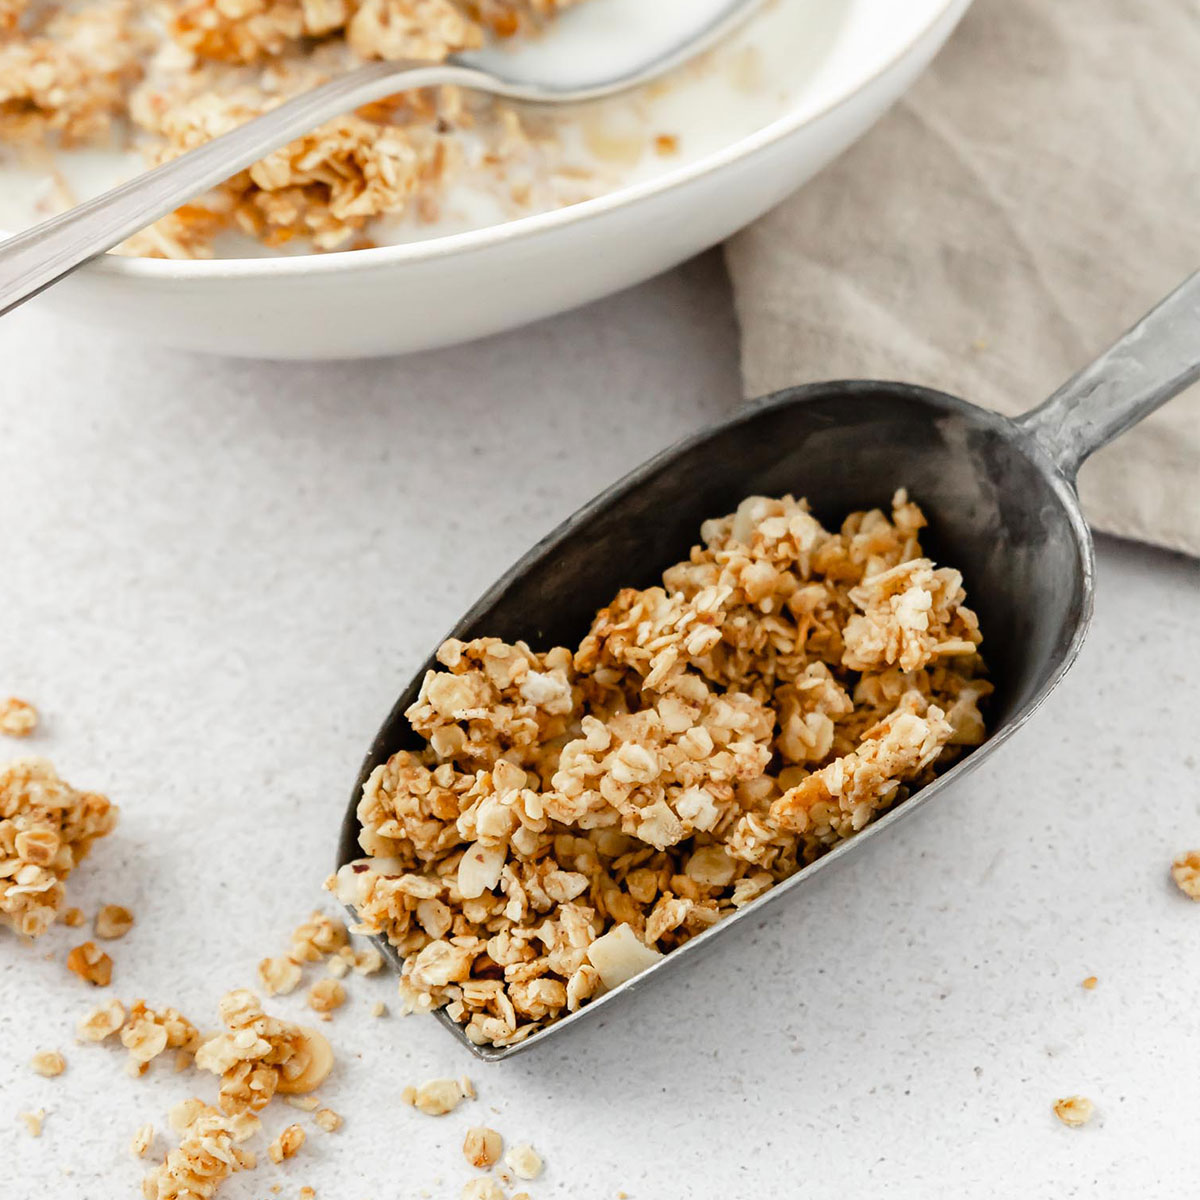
[[1016, 270, 1200, 478]]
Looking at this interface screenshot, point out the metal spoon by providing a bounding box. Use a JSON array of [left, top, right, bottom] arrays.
[[338, 270, 1199, 1061], [0, 0, 760, 316]]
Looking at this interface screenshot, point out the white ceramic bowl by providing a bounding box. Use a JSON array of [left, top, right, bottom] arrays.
[[20, 0, 970, 358]]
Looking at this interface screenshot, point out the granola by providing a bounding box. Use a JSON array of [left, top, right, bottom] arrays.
[[193, 989, 334, 1114], [1, 0, 589, 256], [1170, 850, 1200, 900], [95, 902, 135, 938], [403, 1076, 471, 1115], [0, 697, 38, 737], [30, 1049, 66, 1077], [331, 492, 990, 1046], [66, 940, 114, 986], [463, 1125, 503, 1168], [1053, 1095, 1094, 1127], [504, 1143, 542, 1180], [142, 1103, 260, 1199], [0, 757, 118, 938]]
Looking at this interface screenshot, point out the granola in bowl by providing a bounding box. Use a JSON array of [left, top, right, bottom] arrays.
[[330, 491, 992, 1047], [0, 0, 592, 256]]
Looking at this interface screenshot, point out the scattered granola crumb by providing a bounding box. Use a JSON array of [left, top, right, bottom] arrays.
[[300, 1189, 316, 1200], [0, 757, 117, 938], [1053, 1096, 1095, 1127], [404, 1077, 470, 1116], [308, 978, 346, 1019], [286, 1095, 320, 1112], [653, 134, 679, 155], [77, 997, 126, 1041], [1081, 975, 1098, 990], [66, 941, 113, 986], [463, 1126, 503, 1168], [20, 1108, 46, 1137], [0, 697, 38, 737], [332, 492, 987, 1046], [260, 954, 304, 996], [313, 1107, 342, 1133], [370, 1000, 387, 1018], [269, 1123, 306, 1163], [325, 954, 350, 979], [130, 1122, 155, 1157], [94, 903, 135, 939], [31, 1049, 66, 1077], [505, 1144, 543, 1181], [460, 1076, 475, 1101], [63, 907, 85, 928], [1171, 850, 1200, 900]]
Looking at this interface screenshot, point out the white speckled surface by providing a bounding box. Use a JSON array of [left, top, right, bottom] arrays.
[[1, 255, 1198, 1199]]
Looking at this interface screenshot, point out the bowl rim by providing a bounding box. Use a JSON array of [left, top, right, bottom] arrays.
[[24, 0, 966, 283]]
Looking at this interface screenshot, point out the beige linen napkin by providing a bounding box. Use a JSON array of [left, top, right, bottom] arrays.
[[726, 0, 1200, 556]]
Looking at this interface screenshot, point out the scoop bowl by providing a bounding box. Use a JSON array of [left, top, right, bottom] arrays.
[[338, 271, 1198, 1060]]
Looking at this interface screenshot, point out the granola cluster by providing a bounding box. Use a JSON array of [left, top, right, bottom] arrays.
[[142, 1101, 261, 1200], [0, 757, 118, 939], [332, 492, 991, 1046], [192, 988, 334, 1115], [1, 0, 588, 256]]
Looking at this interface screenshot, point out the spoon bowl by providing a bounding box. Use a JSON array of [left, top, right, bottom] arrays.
[[339, 271, 1198, 1059]]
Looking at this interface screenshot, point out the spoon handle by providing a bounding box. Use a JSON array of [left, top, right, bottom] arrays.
[[1017, 270, 1200, 477], [0, 59, 491, 318]]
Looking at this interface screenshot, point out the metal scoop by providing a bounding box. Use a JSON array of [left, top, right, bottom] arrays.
[[0, 0, 761, 315], [338, 271, 1199, 1060]]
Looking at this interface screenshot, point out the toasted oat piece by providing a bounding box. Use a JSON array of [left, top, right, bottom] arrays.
[[94, 903, 134, 939], [504, 1143, 543, 1181], [0, 697, 38, 737], [463, 1126, 503, 1168], [77, 997, 126, 1041], [403, 1077, 471, 1116], [268, 1123, 305, 1163], [1171, 850, 1200, 900], [1053, 1096, 1095, 1127], [307, 978, 346, 1018], [130, 1122, 155, 1157], [66, 941, 112, 986], [30, 1049, 66, 1077], [1081, 975, 1098, 990], [20, 1108, 46, 1137], [259, 954, 304, 996], [313, 1107, 341, 1133]]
